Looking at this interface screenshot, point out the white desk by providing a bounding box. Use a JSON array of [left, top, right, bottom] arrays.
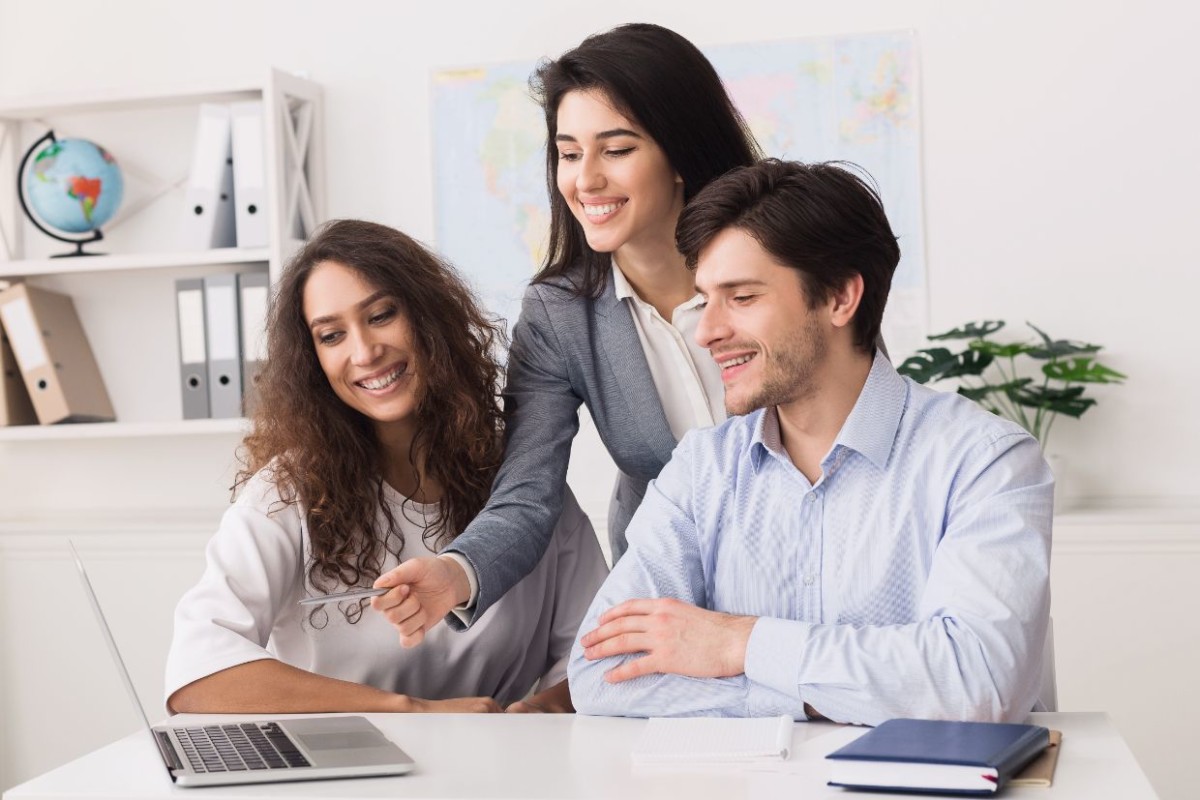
[[3, 712, 1157, 799]]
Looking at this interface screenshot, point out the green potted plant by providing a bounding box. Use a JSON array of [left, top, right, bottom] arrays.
[[897, 321, 1126, 453]]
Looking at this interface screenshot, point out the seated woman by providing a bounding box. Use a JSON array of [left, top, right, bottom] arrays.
[[165, 219, 607, 714]]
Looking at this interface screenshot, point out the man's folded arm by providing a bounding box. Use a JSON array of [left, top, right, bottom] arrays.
[[568, 472, 726, 715], [568, 440, 806, 718], [745, 433, 1053, 726], [568, 570, 809, 717]]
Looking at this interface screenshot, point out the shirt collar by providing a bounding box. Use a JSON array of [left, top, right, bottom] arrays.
[[611, 261, 638, 302], [831, 349, 908, 470], [749, 349, 907, 473], [611, 261, 705, 313], [749, 408, 783, 472]]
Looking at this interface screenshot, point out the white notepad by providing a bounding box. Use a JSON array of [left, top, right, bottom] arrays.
[[632, 715, 794, 766]]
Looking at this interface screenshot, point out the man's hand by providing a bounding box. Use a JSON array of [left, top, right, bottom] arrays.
[[580, 598, 757, 683], [371, 555, 471, 647]]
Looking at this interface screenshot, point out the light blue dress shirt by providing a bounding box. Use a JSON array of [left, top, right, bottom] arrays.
[[568, 351, 1053, 725]]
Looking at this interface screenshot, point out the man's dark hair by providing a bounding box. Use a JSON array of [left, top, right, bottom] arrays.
[[676, 159, 900, 353]]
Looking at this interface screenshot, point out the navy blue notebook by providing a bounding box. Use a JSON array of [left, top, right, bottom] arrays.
[[826, 718, 1050, 795]]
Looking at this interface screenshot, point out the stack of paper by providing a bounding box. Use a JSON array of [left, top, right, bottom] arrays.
[[632, 715, 794, 766]]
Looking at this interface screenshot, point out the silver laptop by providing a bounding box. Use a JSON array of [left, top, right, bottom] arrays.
[[70, 541, 416, 787]]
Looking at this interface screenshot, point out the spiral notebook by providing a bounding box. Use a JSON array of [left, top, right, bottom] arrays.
[[632, 715, 794, 766]]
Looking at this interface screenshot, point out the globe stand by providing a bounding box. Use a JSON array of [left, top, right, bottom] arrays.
[[16, 129, 107, 258]]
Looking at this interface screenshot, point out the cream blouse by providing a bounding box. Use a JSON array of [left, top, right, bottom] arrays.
[[164, 470, 608, 711]]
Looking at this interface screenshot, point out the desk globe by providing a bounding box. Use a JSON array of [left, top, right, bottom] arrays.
[[19, 133, 124, 256]]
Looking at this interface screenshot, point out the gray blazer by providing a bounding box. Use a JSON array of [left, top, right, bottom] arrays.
[[446, 268, 676, 626]]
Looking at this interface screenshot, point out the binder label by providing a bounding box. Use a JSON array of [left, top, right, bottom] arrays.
[[240, 285, 269, 362], [206, 285, 239, 360], [176, 289, 207, 364], [0, 298, 49, 369]]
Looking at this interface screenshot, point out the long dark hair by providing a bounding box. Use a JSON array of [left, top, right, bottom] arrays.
[[530, 22, 761, 297], [236, 220, 506, 619]]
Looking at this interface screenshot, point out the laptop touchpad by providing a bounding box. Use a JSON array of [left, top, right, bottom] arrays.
[[297, 731, 390, 751]]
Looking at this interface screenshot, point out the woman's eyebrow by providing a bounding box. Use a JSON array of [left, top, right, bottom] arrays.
[[555, 128, 644, 143], [308, 291, 389, 329]]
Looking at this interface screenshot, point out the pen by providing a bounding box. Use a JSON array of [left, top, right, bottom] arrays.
[[297, 587, 388, 607]]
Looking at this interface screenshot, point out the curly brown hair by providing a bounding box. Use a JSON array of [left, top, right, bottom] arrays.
[[235, 220, 506, 620]]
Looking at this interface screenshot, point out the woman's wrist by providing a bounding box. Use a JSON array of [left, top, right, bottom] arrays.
[[390, 693, 419, 713]]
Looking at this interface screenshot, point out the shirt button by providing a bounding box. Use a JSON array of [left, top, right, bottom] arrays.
[[803, 575, 815, 586], [806, 493, 817, 503]]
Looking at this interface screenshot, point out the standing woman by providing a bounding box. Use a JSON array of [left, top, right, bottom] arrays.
[[374, 23, 760, 643]]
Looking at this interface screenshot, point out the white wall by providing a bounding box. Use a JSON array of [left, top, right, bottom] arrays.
[[1, 0, 1196, 796], [1, 0, 1197, 510]]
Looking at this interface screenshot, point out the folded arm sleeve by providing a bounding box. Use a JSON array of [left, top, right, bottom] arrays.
[[444, 286, 583, 628], [163, 483, 304, 710], [744, 432, 1053, 725], [568, 435, 804, 718]]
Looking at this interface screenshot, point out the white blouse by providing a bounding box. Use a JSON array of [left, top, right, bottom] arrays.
[[611, 262, 727, 441], [164, 471, 608, 711]]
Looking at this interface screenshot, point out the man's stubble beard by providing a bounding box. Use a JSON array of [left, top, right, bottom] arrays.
[[725, 314, 828, 417]]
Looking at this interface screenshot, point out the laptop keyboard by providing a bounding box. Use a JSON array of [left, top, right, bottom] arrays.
[[173, 722, 311, 773]]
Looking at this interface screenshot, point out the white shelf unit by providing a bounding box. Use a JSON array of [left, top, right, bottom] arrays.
[[0, 247, 271, 279], [0, 70, 325, 441], [0, 417, 248, 442]]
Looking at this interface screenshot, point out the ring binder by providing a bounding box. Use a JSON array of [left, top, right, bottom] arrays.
[[231, 101, 269, 248], [0, 283, 115, 424], [175, 278, 210, 419], [202, 274, 243, 418], [237, 271, 270, 416], [184, 104, 238, 250]]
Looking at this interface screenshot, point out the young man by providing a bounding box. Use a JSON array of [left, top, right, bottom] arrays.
[[568, 159, 1053, 725]]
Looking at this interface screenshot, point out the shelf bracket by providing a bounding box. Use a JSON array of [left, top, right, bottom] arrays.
[[280, 97, 316, 240]]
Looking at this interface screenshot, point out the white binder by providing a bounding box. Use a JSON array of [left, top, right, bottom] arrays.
[[202, 274, 243, 418], [231, 100, 269, 248], [175, 278, 210, 419], [237, 271, 270, 415], [185, 104, 237, 250]]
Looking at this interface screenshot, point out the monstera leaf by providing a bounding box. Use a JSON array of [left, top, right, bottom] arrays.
[[958, 378, 1032, 402], [1024, 323, 1101, 360], [1010, 385, 1097, 418], [1042, 357, 1127, 384], [906, 319, 1126, 446], [970, 339, 1030, 358], [898, 347, 994, 384], [926, 321, 1005, 341], [897, 348, 957, 383]]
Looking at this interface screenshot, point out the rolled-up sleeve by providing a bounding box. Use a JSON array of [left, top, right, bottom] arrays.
[[164, 480, 304, 711]]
